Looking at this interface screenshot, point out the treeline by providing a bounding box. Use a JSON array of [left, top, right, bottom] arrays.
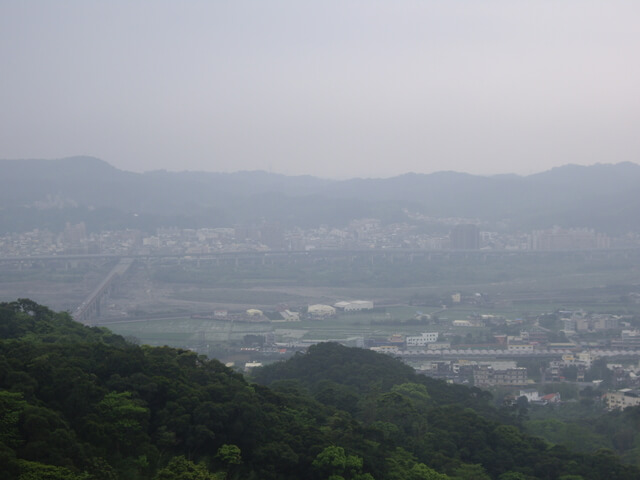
[[524, 398, 640, 464], [1, 300, 639, 479], [252, 344, 640, 480]]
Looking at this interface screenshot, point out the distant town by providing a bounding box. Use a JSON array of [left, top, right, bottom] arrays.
[[231, 296, 640, 411], [3, 217, 640, 413], [2, 217, 639, 258]]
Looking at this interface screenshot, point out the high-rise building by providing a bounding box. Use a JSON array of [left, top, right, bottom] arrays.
[[261, 222, 284, 249], [63, 222, 86, 246], [450, 224, 480, 250]]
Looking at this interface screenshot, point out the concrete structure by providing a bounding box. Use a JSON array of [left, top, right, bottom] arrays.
[[508, 344, 535, 353], [279, 310, 300, 322], [612, 330, 640, 348], [370, 345, 400, 354], [406, 332, 439, 347], [474, 366, 528, 387], [308, 304, 336, 317], [540, 393, 561, 404], [450, 224, 480, 250], [334, 300, 374, 311], [73, 257, 134, 325], [531, 227, 610, 251], [603, 389, 640, 410], [452, 320, 474, 327], [519, 389, 540, 402]]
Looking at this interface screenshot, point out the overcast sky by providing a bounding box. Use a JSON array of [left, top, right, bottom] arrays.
[[1, 1, 638, 178]]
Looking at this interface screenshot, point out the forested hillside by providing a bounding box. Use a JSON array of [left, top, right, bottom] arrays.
[[1, 300, 639, 479], [2, 157, 639, 233]]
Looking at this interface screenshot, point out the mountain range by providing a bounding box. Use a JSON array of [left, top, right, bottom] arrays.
[[1, 156, 639, 234]]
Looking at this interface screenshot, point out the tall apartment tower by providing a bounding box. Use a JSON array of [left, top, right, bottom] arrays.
[[450, 224, 480, 250]]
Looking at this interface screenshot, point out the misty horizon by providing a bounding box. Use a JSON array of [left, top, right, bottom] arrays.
[[2, 155, 639, 181], [2, 2, 639, 178]]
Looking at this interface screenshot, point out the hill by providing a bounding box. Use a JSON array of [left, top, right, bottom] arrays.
[[2, 300, 640, 479], [1, 157, 639, 233]]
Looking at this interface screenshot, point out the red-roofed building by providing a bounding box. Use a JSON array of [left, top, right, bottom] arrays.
[[540, 393, 561, 404]]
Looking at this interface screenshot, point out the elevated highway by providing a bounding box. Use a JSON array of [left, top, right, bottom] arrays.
[[73, 257, 135, 325], [2, 246, 640, 268], [394, 347, 640, 361]]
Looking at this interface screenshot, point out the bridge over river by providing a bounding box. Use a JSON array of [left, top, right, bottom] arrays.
[[73, 257, 135, 325]]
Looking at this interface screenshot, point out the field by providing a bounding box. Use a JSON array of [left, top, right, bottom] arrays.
[[2, 250, 640, 355], [102, 316, 273, 347]]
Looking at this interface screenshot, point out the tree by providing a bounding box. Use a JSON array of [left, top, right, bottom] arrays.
[[516, 396, 529, 420], [312, 446, 372, 480], [409, 463, 451, 480], [214, 444, 242, 479], [16, 459, 90, 480], [498, 473, 528, 480], [452, 463, 491, 480], [155, 456, 218, 480], [93, 391, 150, 454], [390, 383, 431, 405], [0, 391, 26, 449], [585, 358, 613, 387]]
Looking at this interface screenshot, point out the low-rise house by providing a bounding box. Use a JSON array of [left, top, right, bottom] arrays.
[[540, 392, 561, 404], [519, 389, 540, 402]]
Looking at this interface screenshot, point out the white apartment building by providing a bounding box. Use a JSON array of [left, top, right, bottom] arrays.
[[406, 332, 439, 347], [603, 390, 640, 410]]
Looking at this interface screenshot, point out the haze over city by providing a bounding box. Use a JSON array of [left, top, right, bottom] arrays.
[[6, 3, 640, 479], [2, 1, 639, 178]]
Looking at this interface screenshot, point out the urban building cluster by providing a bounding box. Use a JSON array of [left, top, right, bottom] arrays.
[[561, 310, 621, 334], [2, 220, 639, 258]]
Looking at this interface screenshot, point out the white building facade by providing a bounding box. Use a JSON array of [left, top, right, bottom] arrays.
[[406, 332, 439, 347]]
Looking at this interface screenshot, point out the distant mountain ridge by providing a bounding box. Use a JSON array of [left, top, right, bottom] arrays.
[[1, 156, 639, 233]]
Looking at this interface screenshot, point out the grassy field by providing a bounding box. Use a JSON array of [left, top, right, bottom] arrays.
[[102, 305, 507, 347], [4, 250, 640, 353], [146, 251, 640, 309], [104, 317, 273, 347]]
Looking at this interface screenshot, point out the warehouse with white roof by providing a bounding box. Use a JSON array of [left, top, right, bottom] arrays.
[[334, 300, 373, 312]]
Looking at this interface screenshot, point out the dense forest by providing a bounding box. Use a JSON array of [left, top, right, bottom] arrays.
[[1, 300, 639, 479]]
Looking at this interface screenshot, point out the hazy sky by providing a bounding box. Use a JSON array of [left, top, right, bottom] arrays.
[[1, 1, 639, 178]]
